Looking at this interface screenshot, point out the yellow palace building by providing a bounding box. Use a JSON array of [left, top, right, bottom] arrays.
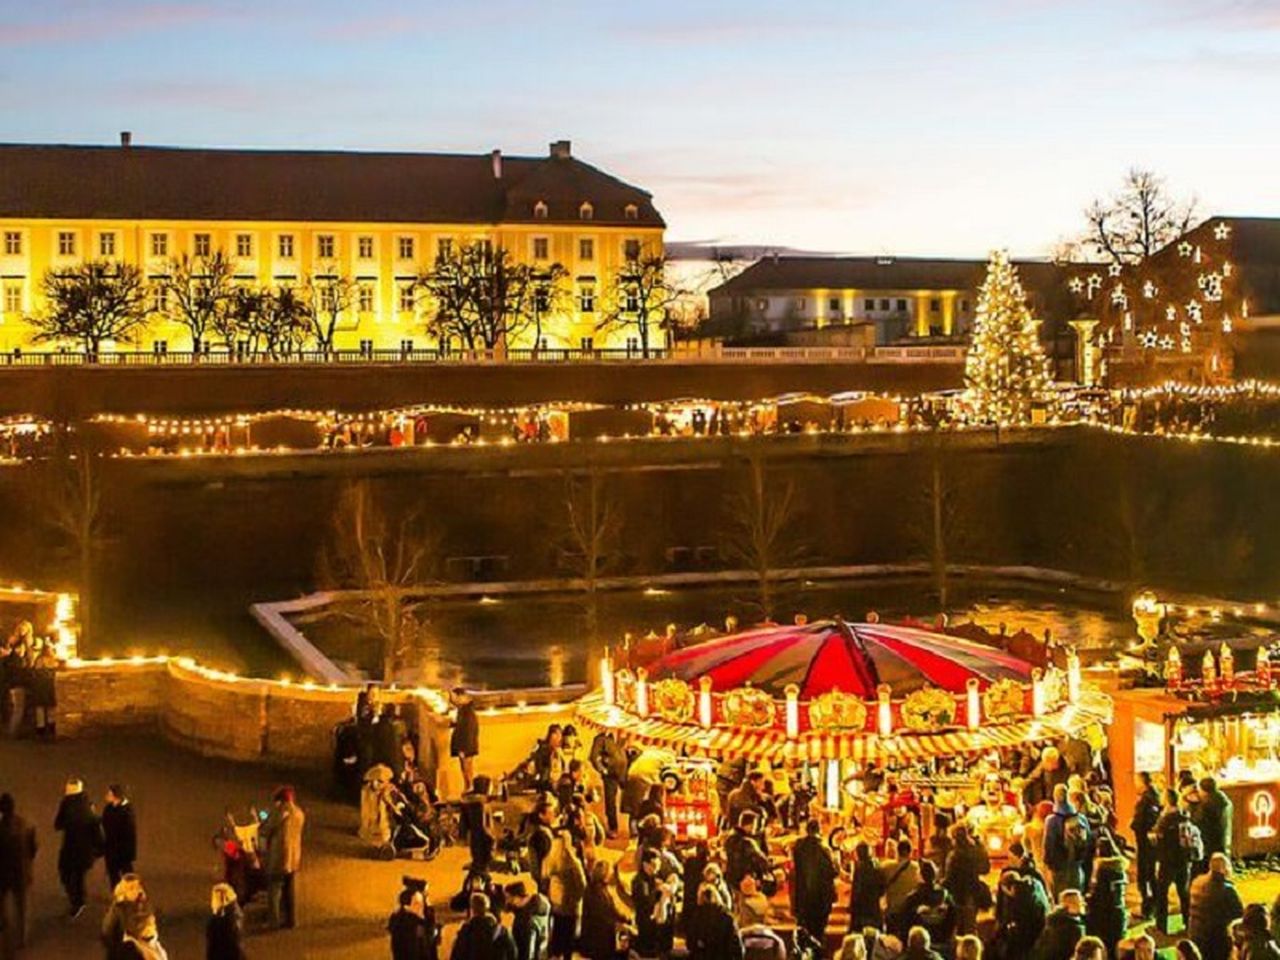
[[0, 136, 665, 355]]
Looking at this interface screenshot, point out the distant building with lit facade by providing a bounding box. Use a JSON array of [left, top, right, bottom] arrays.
[[0, 136, 664, 354]]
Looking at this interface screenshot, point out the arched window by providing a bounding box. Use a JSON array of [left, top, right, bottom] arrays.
[[533, 200, 548, 220], [624, 203, 639, 221], [579, 201, 594, 221]]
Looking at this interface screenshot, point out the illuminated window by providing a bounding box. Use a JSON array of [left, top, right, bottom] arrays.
[[533, 237, 549, 261], [58, 232, 77, 257], [579, 202, 594, 221], [397, 236, 415, 261], [3, 232, 21, 256], [193, 233, 211, 257], [436, 238, 453, 260], [235, 234, 253, 258], [98, 232, 115, 257], [358, 283, 375, 313], [398, 284, 416, 314], [358, 236, 375, 260], [624, 239, 641, 261], [578, 238, 594, 261], [533, 201, 548, 220], [3, 283, 21, 315], [579, 285, 595, 313], [624, 204, 638, 221], [278, 234, 295, 259], [150, 233, 168, 258], [317, 234, 335, 259]]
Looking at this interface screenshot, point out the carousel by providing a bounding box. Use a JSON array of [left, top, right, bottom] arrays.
[[577, 618, 1112, 852]]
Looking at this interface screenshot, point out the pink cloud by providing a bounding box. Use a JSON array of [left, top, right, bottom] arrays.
[[2, 2, 231, 47]]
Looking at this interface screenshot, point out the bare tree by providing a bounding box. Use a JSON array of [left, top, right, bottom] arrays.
[[560, 467, 623, 648], [598, 245, 689, 357], [909, 436, 969, 609], [230, 286, 312, 359], [418, 242, 566, 352], [29, 260, 152, 355], [161, 251, 237, 355], [1083, 168, 1199, 264], [719, 452, 806, 620], [41, 425, 107, 650], [305, 266, 359, 355], [320, 481, 440, 682]]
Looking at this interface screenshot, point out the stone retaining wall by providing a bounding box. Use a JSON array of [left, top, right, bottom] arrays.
[[56, 659, 574, 788]]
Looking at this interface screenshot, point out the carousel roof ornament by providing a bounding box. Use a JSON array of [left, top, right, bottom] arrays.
[[578, 620, 1111, 764]]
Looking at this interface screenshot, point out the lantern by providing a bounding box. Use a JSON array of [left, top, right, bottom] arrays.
[[877, 684, 893, 736], [1165, 645, 1182, 688], [1202, 650, 1217, 688], [966, 678, 980, 731]]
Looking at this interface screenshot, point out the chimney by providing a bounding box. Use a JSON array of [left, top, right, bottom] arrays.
[[120, 131, 132, 149], [549, 140, 571, 160], [491, 148, 502, 179]]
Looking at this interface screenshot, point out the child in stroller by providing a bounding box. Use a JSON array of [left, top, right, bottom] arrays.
[[361, 764, 457, 860]]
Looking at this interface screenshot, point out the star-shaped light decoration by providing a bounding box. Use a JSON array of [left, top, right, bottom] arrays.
[[1166, 305, 1178, 321], [1203, 274, 1223, 302], [1140, 329, 1160, 349], [1086, 273, 1102, 294], [1111, 286, 1128, 308], [1108, 262, 1123, 277], [1158, 334, 1175, 351], [1222, 316, 1233, 334], [1143, 280, 1157, 299], [1214, 222, 1232, 241], [1178, 241, 1194, 257], [1223, 262, 1233, 277], [1123, 311, 1134, 331], [1068, 277, 1084, 293], [1179, 321, 1192, 353], [1186, 300, 1203, 324]]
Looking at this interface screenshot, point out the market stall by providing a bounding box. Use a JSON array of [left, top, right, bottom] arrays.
[[831, 393, 902, 430], [578, 619, 1112, 850]]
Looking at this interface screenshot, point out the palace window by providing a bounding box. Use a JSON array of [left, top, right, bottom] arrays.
[[625, 288, 640, 313], [151, 284, 169, 313], [829, 298, 840, 311], [58, 232, 76, 257], [398, 284, 416, 314], [930, 298, 942, 312], [152, 340, 168, 355], [317, 234, 336, 260], [436, 237, 452, 260], [358, 283, 375, 314], [533, 201, 548, 220], [397, 236, 415, 261], [624, 204, 639, 221], [235, 234, 253, 258], [864, 298, 875, 311], [960, 298, 970, 312], [578, 238, 594, 261], [193, 233, 211, 257], [624, 239, 641, 261], [535, 285, 551, 313], [579, 202, 594, 221], [150, 233, 168, 258], [533, 237, 549, 261], [896, 298, 907, 311], [278, 234, 295, 259], [358, 236, 375, 260], [3, 283, 21, 316], [3, 232, 21, 256], [98, 232, 116, 257], [796, 298, 806, 311], [579, 285, 596, 313], [879, 298, 890, 311]]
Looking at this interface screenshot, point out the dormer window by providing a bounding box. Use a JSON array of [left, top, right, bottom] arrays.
[[579, 202, 594, 221], [624, 204, 639, 221], [533, 201, 549, 220]]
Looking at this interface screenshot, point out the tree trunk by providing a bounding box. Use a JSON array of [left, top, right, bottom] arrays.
[[930, 452, 948, 609], [382, 591, 401, 683]]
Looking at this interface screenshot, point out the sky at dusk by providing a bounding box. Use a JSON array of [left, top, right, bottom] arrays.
[[4, 0, 1279, 257]]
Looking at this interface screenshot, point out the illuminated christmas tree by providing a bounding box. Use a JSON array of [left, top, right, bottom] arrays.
[[964, 251, 1052, 425]]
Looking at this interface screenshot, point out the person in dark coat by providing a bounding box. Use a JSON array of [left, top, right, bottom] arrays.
[[723, 811, 770, 890], [374, 704, 408, 773], [504, 881, 550, 960], [1187, 853, 1243, 960], [1130, 772, 1161, 918], [1084, 834, 1128, 960], [206, 882, 247, 960], [102, 784, 138, 890], [1193, 778, 1232, 865], [1239, 904, 1280, 960], [631, 849, 675, 959], [588, 729, 628, 838], [943, 824, 991, 936], [686, 884, 743, 960], [54, 776, 100, 917], [791, 818, 838, 941], [0, 792, 37, 952], [451, 892, 517, 960], [1031, 890, 1086, 960], [996, 866, 1049, 960], [850, 840, 886, 932], [27, 643, 58, 738], [389, 885, 439, 960], [1043, 786, 1091, 900], [1153, 789, 1195, 934], [579, 860, 628, 960], [450, 688, 480, 795], [900, 859, 956, 948]]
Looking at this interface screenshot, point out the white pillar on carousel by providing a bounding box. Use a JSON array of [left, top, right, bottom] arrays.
[[635, 668, 649, 718]]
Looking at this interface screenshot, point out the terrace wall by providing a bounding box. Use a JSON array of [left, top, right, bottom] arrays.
[[56, 659, 573, 788]]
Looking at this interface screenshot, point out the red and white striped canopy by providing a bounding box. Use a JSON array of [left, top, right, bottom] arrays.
[[648, 620, 1034, 699]]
